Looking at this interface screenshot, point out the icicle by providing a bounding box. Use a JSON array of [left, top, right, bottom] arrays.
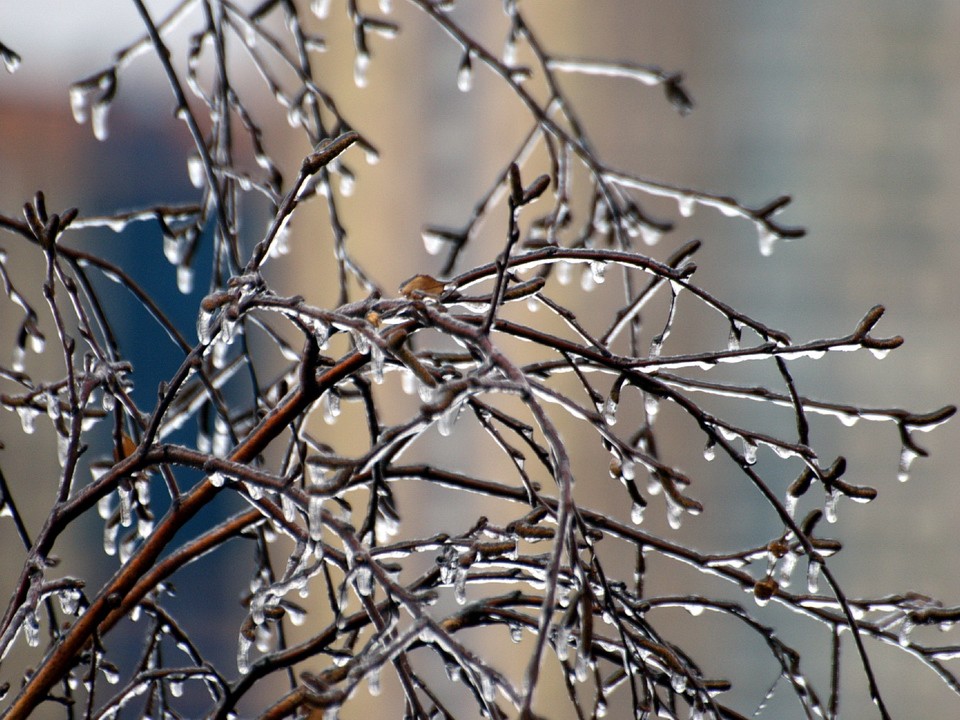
[[308, 495, 324, 541], [104, 522, 119, 556], [369, 344, 385, 384], [823, 489, 839, 524], [16, 406, 39, 434], [457, 51, 473, 92], [777, 552, 798, 587], [237, 633, 253, 673], [118, 485, 133, 527], [322, 389, 341, 424]]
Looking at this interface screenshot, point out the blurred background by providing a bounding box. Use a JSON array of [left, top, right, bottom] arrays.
[[1, 1, 958, 717]]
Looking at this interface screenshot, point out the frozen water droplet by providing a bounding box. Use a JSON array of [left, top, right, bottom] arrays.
[[187, 155, 205, 189], [367, 667, 381, 696], [311, 0, 331, 18], [59, 587, 82, 616], [898, 446, 918, 482], [727, 326, 741, 352], [379, 0, 392, 13], [2, 47, 21, 73], [510, 624, 523, 643], [196, 308, 216, 344], [118, 485, 133, 527], [69, 86, 90, 124], [12, 346, 25, 372], [602, 396, 618, 426], [17, 405, 39, 434], [869, 347, 891, 360], [678, 195, 695, 218], [823, 489, 839, 523], [91, 101, 110, 141], [644, 395, 659, 419], [898, 620, 913, 647], [237, 633, 253, 673], [630, 501, 645, 525], [369, 344, 385, 384], [556, 260, 572, 285], [590, 260, 606, 285], [639, 223, 662, 246], [839, 413, 860, 427], [355, 564, 373, 596], [281, 494, 296, 522], [742, 439, 757, 465], [438, 400, 461, 437], [757, 225, 777, 257], [338, 169, 354, 197], [457, 53, 473, 92], [807, 560, 821, 593], [400, 368, 417, 395], [163, 234, 184, 264], [354, 52, 370, 88], [702, 440, 716, 462], [209, 472, 226, 487], [322, 389, 341, 424], [666, 497, 683, 529], [445, 661, 461, 682], [580, 265, 596, 291], [671, 672, 687, 693], [177, 265, 193, 294], [421, 229, 450, 255], [56, 432, 69, 466], [23, 610, 40, 647], [97, 492, 113, 519]]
